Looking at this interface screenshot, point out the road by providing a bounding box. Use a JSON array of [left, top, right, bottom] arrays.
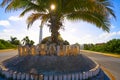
[[0, 50, 18, 63], [0, 50, 17, 80], [82, 51, 120, 80]]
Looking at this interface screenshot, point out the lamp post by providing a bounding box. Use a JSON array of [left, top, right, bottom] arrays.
[[39, 25, 43, 44]]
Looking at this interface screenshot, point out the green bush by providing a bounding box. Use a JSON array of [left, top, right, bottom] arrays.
[[0, 39, 16, 49], [0, 42, 6, 49], [84, 44, 94, 50], [84, 39, 120, 54], [41, 36, 70, 45]]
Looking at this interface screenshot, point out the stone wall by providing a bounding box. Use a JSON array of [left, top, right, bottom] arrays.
[[18, 44, 80, 56]]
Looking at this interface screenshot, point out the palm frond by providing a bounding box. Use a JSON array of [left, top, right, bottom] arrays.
[[4, 0, 39, 11], [96, 0, 116, 18], [0, 0, 12, 7], [67, 11, 110, 32], [1, 0, 115, 32], [41, 14, 50, 26], [27, 13, 50, 28]]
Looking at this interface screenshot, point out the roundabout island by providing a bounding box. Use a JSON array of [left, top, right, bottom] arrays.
[[0, 0, 115, 79], [0, 44, 101, 80]]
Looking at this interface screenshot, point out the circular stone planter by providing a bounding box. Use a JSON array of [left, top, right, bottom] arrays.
[[0, 54, 100, 80]]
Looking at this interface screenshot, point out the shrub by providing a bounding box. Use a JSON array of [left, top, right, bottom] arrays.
[[41, 36, 70, 45], [84, 39, 120, 54], [0, 39, 16, 49], [0, 42, 6, 49]]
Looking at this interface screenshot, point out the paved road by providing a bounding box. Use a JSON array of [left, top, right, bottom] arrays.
[[0, 50, 18, 63], [0, 50, 18, 79], [82, 51, 120, 80]]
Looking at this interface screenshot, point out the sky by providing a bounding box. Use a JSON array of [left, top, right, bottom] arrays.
[[0, 0, 120, 45]]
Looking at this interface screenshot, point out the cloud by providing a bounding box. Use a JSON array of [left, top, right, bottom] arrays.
[[80, 31, 120, 44], [0, 29, 16, 40], [68, 28, 76, 32], [8, 16, 22, 21], [111, 25, 115, 29], [0, 20, 10, 27], [62, 30, 120, 44], [117, 31, 120, 35], [0, 28, 38, 43], [77, 34, 96, 44], [98, 32, 117, 39], [99, 31, 120, 39], [3, 29, 16, 33]]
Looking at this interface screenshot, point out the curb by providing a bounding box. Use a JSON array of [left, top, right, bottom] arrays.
[[101, 66, 116, 80], [81, 50, 116, 80]]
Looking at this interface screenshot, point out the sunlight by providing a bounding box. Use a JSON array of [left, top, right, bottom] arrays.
[[50, 4, 55, 10]]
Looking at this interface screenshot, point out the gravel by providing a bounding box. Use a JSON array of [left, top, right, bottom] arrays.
[[2, 54, 96, 75]]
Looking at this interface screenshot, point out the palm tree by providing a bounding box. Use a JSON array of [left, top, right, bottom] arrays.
[[10, 36, 20, 45], [1, 0, 115, 44], [22, 36, 34, 46], [22, 36, 30, 46]]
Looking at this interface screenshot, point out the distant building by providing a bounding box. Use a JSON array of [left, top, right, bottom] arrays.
[[96, 43, 105, 45]]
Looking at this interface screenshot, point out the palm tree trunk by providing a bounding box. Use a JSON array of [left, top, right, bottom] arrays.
[[51, 26, 59, 44], [50, 15, 61, 44], [39, 25, 43, 44]]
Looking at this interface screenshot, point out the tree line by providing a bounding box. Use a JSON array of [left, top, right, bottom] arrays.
[[0, 36, 34, 49], [84, 39, 120, 54]]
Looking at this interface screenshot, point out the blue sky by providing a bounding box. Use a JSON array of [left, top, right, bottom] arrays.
[[0, 0, 120, 44]]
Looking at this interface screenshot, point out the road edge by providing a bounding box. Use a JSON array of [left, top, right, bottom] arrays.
[[0, 49, 17, 53], [101, 66, 116, 80], [81, 50, 120, 58], [81, 50, 116, 80]]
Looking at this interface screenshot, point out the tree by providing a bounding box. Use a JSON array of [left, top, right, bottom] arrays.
[[84, 44, 94, 50], [83, 39, 120, 53], [9, 36, 20, 45], [1, 0, 115, 44], [104, 39, 120, 53], [22, 36, 34, 46], [0, 39, 16, 49], [63, 40, 70, 45]]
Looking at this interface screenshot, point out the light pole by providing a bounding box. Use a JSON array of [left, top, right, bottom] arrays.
[[39, 25, 43, 44]]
